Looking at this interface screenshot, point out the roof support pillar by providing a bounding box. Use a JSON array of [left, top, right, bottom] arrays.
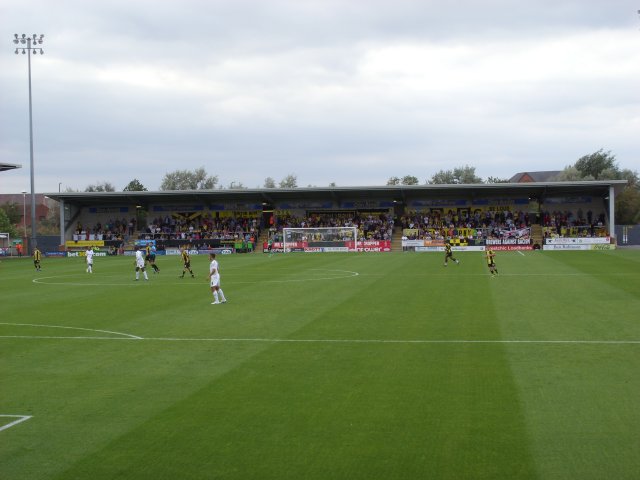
[[609, 185, 616, 243]]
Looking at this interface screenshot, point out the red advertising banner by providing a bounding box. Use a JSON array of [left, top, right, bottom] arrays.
[[263, 240, 391, 252], [490, 245, 534, 251]]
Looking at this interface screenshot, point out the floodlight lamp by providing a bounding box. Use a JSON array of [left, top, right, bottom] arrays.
[[22, 49, 26, 54], [32, 34, 37, 41], [15, 48, 19, 54], [40, 49, 44, 55]]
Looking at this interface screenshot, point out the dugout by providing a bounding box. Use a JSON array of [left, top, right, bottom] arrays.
[[44, 180, 628, 250]]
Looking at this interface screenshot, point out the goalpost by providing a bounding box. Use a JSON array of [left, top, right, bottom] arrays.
[[282, 226, 358, 253]]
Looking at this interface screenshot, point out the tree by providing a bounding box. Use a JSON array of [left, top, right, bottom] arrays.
[[554, 150, 639, 224], [123, 179, 147, 191], [0, 209, 18, 238], [263, 177, 276, 188], [279, 174, 298, 188], [575, 149, 617, 179], [227, 181, 246, 189], [616, 187, 640, 224], [486, 176, 509, 183], [430, 165, 482, 184], [550, 166, 589, 182], [387, 176, 400, 186], [0, 202, 21, 225], [401, 175, 419, 185], [160, 167, 218, 190], [429, 170, 456, 184], [85, 181, 116, 192]]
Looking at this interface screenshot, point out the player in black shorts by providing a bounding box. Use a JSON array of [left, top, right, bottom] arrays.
[[179, 247, 195, 278], [444, 241, 460, 266], [146, 244, 160, 273], [486, 248, 498, 276]]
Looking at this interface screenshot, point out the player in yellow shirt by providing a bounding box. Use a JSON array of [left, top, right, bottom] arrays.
[[486, 248, 498, 276], [33, 247, 42, 271], [179, 247, 195, 278], [443, 241, 459, 266]]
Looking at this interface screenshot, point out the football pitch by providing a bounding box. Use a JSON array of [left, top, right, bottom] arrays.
[[1, 249, 639, 479]]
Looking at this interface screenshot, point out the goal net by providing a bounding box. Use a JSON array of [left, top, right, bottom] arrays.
[[282, 226, 358, 253]]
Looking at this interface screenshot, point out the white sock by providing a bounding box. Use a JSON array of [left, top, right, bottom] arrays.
[[213, 291, 219, 302], [144, 271, 149, 280], [219, 289, 226, 302], [136, 272, 139, 279]]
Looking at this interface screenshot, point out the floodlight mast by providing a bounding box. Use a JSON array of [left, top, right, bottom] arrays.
[[12, 33, 44, 254]]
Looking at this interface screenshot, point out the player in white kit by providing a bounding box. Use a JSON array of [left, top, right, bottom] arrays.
[[85, 246, 94, 273], [134, 246, 149, 281], [208, 253, 227, 304]]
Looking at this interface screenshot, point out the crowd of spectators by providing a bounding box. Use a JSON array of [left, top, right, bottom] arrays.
[[400, 209, 531, 240], [77, 206, 609, 245], [542, 208, 608, 238], [541, 209, 606, 230], [269, 212, 395, 241], [138, 214, 260, 243], [73, 217, 135, 241]]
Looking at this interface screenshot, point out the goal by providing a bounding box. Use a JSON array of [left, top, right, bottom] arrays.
[[282, 226, 358, 253]]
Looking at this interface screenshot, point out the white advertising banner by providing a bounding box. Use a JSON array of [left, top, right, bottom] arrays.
[[545, 237, 610, 245]]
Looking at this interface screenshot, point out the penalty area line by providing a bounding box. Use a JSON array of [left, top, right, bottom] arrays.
[[1, 335, 639, 345], [0, 415, 33, 432]]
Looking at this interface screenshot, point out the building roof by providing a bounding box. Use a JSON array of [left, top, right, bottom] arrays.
[[43, 180, 628, 209], [0, 162, 22, 172], [509, 171, 562, 183]]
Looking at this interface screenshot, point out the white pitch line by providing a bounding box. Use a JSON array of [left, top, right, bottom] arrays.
[[0, 415, 33, 432], [517, 251, 526, 256], [0, 322, 143, 339], [0, 335, 638, 345], [31, 269, 360, 286]]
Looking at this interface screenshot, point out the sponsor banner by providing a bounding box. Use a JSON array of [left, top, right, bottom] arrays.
[[266, 240, 391, 252], [66, 240, 105, 247], [497, 227, 530, 239], [490, 245, 534, 251], [135, 239, 157, 247], [152, 204, 204, 212], [322, 247, 349, 252], [545, 237, 610, 245], [45, 251, 66, 257], [198, 248, 234, 254], [402, 239, 447, 247], [165, 249, 202, 256], [411, 199, 467, 207], [486, 238, 532, 246], [403, 239, 425, 247], [415, 246, 486, 252], [543, 244, 592, 251], [544, 196, 592, 205], [415, 246, 442, 252], [88, 206, 129, 213], [66, 251, 108, 257], [590, 244, 616, 250]]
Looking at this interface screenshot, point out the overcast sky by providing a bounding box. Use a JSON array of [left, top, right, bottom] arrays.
[[1, 0, 639, 194]]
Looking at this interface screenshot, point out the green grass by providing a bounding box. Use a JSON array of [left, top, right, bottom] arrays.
[[1, 249, 639, 479]]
